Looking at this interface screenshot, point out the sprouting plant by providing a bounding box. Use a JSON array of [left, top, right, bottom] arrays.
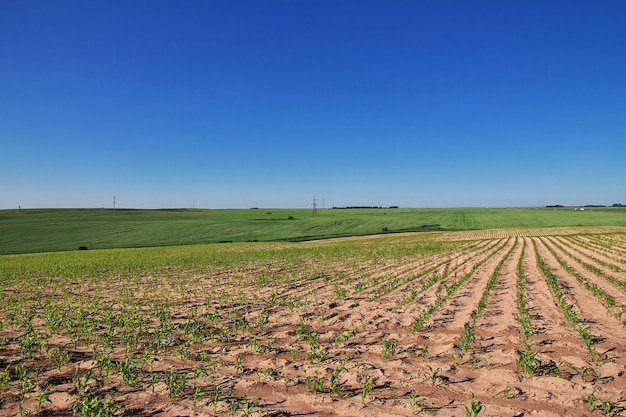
[[313, 376, 325, 393], [241, 393, 261, 417], [210, 357, 220, 374], [267, 337, 276, 352], [229, 398, 240, 417], [282, 374, 290, 390], [37, 384, 53, 411], [598, 400, 620, 416], [587, 388, 597, 410], [426, 364, 442, 385], [72, 392, 116, 417], [329, 367, 344, 397], [256, 367, 276, 381], [257, 313, 269, 331], [19, 330, 47, 358], [212, 385, 228, 413], [194, 364, 209, 381], [0, 365, 11, 388], [249, 336, 258, 353], [73, 368, 93, 395], [503, 385, 517, 399], [516, 349, 539, 376], [333, 285, 347, 299], [381, 337, 398, 360], [410, 389, 424, 414], [470, 356, 480, 369], [465, 397, 483, 416], [580, 365, 589, 382], [149, 370, 159, 393], [361, 375, 373, 403], [459, 323, 475, 353], [18, 399, 33, 417], [193, 386, 205, 407], [165, 371, 187, 398], [290, 343, 300, 360], [235, 353, 243, 374], [49, 347, 73, 371], [117, 353, 139, 386]]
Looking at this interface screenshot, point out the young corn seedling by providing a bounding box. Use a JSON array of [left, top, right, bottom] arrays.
[[229, 398, 240, 417], [465, 397, 483, 416], [361, 375, 373, 403], [117, 353, 139, 386], [249, 336, 258, 353], [241, 393, 261, 417], [290, 343, 300, 360], [235, 354, 243, 374], [516, 348, 540, 376], [193, 386, 205, 407], [73, 392, 116, 417], [315, 376, 326, 393], [165, 371, 187, 398], [426, 364, 442, 385], [458, 323, 475, 353], [0, 365, 11, 389], [37, 384, 53, 411], [381, 337, 398, 360], [49, 347, 73, 371], [212, 385, 228, 413], [329, 367, 345, 397], [410, 389, 425, 414], [503, 385, 517, 399]]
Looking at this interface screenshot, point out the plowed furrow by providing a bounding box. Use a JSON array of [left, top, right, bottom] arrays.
[[412, 239, 516, 356], [522, 238, 588, 364], [535, 238, 626, 366], [470, 237, 524, 367]]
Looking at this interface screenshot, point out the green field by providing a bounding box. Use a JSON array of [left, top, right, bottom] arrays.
[[1, 206, 625, 254]]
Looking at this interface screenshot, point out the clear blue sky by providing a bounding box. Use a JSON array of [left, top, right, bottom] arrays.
[[2, 1, 625, 209]]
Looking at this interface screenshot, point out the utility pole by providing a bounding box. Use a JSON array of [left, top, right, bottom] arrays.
[[113, 195, 116, 221], [312, 196, 318, 214]]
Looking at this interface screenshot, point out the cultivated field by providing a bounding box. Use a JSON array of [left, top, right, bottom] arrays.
[[3, 207, 626, 254], [2, 227, 626, 416]]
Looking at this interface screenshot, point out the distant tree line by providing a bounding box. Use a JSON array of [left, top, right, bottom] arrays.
[[332, 206, 399, 209], [546, 204, 624, 208]]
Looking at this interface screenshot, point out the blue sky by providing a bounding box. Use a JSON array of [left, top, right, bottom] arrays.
[[2, 1, 625, 209]]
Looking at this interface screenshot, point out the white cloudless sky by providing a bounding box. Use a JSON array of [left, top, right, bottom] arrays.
[[1, 1, 625, 209]]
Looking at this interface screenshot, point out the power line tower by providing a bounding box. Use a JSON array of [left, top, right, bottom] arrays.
[[312, 196, 318, 214]]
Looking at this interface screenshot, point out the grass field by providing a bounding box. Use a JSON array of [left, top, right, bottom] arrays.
[[1, 206, 625, 254]]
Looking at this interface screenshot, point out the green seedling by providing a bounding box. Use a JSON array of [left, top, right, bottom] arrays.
[[410, 389, 424, 414], [381, 337, 398, 360], [165, 371, 187, 398], [465, 397, 483, 416], [361, 375, 373, 403]]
